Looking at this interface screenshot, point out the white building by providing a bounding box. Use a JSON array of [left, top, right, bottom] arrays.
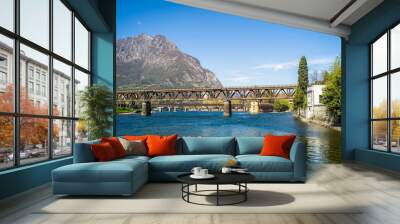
[[0, 41, 75, 152], [306, 84, 327, 120]]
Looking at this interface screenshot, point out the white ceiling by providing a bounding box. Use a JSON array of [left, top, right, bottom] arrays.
[[229, 0, 352, 22], [169, 0, 384, 38]]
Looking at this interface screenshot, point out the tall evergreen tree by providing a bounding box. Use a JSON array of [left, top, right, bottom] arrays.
[[293, 56, 309, 113]]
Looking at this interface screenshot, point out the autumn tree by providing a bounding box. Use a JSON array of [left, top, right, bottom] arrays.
[[0, 85, 59, 152], [372, 99, 400, 144]]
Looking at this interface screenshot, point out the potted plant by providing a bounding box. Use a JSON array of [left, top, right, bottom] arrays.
[[79, 84, 113, 140]]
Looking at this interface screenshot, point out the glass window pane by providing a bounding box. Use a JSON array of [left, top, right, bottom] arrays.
[[391, 72, 400, 118], [392, 24, 400, 70], [0, 34, 14, 112], [20, 44, 49, 115], [0, 116, 14, 170], [53, 59, 72, 117], [372, 76, 387, 119], [0, 0, 14, 31], [75, 120, 88, 143], [20, 117, 49, 165], [53, 0, 72, 60], [53, 119, 72, 157], [74, 18, 89, 70], [372, 33, 387, 76], [372, 121, 388, 151], [74, 69, 89, 118], [20, 0, 49, 49], [391, 120, 400, 153]]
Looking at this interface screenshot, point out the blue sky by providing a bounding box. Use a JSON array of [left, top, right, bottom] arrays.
[[117, 0, 341, 86]]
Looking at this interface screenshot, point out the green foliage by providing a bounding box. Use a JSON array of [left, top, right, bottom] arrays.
[[116, 107, 134, 113], [293, 56, 309, 112], [273, 99, 290, 112], [80, 84, 114, 140], [321, 57, 342, 121]]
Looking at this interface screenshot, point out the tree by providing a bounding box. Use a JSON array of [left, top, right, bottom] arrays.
[[372, 100, 400, 144], [293, 56, 309, 113], [79, 84, 113, 140], [0, 85, 58, 151], [321, 57, 341, 123], [273, 99, 290, 112]]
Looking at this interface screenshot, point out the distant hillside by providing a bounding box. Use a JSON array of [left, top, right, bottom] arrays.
[[116, 34, 223, 90]]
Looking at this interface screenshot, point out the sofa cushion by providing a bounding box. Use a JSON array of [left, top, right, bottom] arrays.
[[149, 154, 235, 172], [118, 138, 147, 156], [147, 135, 178, 157], [260, 135, 296, 159], [53, 158, 147, 183], [90, 142, 118, 162], [180, 137, 235, 155], [236, 137, 264, 155], [101, 137, 127, 158], [236, 155, 293, 172]]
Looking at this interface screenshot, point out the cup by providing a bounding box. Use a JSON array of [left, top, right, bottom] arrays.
[[191, 167, 202, 176], [221, 167, 232, 174], [200, 169, 208, 176]]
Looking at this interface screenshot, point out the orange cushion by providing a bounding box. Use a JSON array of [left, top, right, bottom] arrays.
[[260, 135, 296, 159], [124, 135, 148, 142], [146, 134, 178, 157], [101, 137, 127, 158], [91, 142, 118, 162]]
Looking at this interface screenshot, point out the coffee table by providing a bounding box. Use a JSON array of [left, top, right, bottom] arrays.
[[177, 173, 255, 206]]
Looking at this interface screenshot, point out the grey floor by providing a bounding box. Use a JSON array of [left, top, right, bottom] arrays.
[[1, 162, 400, 224]]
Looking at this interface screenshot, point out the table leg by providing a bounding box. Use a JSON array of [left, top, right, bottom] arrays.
[[217, 184, 219, 206], [245, 183, 247, 201], [187, 184, 190, 202], [195, 184, 198, 192]]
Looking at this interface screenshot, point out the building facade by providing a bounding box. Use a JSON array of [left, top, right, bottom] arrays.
[[0, 41, 74, 155], [306, 84, 327, 121]]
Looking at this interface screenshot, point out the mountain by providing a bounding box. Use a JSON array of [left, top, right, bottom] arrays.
[[116, 34, 223, 90]]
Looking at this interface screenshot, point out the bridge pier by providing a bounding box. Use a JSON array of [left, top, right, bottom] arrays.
[[223, 100, 232, 117], [141, 101, 151, 116], [249, 101, 260, 114]]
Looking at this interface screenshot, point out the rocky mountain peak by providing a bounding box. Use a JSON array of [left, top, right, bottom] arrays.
[[116, 34, 223, 90]]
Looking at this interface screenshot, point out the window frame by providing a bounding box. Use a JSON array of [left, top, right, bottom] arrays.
[[370, 21, 400, 154], [0, 0, 92, 171]]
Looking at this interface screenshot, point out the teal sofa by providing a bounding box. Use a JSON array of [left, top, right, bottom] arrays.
[[52, 137, 306, 196]]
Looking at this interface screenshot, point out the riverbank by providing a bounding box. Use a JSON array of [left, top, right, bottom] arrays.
[[294, 114, 341, 132]]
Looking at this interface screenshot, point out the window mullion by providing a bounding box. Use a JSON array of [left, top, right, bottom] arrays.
[[13, 0, 20, 167], [71, 10, 76, 155], [388, 30, 391, 153], [48, 0, 54, 160]]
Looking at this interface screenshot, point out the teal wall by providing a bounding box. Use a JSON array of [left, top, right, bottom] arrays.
[[0, 0, 116, 200], [344, 0, 400, 170], [0, 158, 72, 199]]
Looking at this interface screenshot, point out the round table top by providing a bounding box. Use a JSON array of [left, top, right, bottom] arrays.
[[177, 172, 255, 185]]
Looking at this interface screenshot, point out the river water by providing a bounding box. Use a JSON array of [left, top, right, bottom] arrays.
[[116, 111, 341, 163]]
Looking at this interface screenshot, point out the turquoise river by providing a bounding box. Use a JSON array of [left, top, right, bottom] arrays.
[[116, 111, 341, 163]]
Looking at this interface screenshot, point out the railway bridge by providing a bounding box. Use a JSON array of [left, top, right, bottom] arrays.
[[116, 85, 297, 116]]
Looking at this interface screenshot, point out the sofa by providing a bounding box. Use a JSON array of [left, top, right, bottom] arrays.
[[52, 137, 306, 196]]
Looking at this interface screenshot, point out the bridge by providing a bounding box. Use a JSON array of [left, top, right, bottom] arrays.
[[116, 85, 297, 116]]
